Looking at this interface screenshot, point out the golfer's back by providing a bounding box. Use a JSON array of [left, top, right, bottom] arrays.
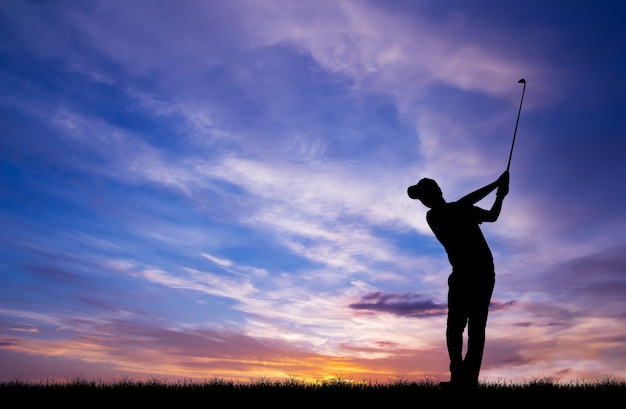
[[426, 201, 494, 276]]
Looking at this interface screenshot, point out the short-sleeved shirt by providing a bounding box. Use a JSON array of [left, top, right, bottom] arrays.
[[426, 201, 495, 279]]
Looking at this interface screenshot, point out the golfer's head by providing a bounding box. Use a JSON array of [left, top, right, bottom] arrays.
[[407, 178, 443, 208]]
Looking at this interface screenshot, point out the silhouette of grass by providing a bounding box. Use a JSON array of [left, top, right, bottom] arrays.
[[2, 374, 624, 406]]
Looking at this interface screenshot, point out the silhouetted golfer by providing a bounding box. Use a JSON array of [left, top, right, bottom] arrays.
[[408, 171, 509, 387]]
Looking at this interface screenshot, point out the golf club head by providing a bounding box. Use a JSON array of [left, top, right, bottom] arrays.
[[518, 78, 526, 84]]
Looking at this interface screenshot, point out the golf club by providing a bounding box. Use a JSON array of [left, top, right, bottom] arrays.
[[507, 78, 526, 172]]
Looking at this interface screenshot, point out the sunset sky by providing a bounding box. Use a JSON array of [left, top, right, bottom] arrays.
[[1, 1, 625, 383]]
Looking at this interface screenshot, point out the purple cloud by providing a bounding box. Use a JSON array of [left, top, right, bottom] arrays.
[[349, 291, 446, 317]]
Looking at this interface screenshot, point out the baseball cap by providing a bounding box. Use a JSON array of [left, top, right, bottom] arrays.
[[407, 178, 439, 200]]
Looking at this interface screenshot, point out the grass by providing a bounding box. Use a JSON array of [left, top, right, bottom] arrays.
[[3, 374, 625, 407]]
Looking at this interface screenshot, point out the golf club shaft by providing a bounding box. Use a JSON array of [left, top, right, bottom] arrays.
[[507, 79, 526, 172]]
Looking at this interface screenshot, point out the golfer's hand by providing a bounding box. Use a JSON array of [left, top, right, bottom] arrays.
[[497, 171, 509, 197]]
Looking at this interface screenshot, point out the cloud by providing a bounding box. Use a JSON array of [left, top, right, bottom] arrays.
[[0, 339, 19, 347], [0, 312, 448, 381], [245, 0, 540, 97], [201, 253, 234, 268], [349, 291, 446, 317], [489, 300, 517, 312], [91, 253, 445, 363], [203, 154, 432, 264], [348, 291, 517, 318], [540, 245, 626, 317]]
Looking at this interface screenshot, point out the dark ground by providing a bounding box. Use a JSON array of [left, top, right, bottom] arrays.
[[3, 377, 625, 407]]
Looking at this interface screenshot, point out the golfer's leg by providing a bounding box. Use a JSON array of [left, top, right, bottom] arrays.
[[446, 313, 466, 383], [465, 311, 488, 384], [446, 311, 465, 358], [465, 281, 494, 384], [446, 287, 467, 383]]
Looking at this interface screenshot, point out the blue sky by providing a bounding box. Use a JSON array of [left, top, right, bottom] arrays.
[[1, 0, 625, 383]]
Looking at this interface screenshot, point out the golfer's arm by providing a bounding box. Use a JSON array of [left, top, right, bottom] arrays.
[[458, 180, 499, 206], [483, 194, 505, 222]]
